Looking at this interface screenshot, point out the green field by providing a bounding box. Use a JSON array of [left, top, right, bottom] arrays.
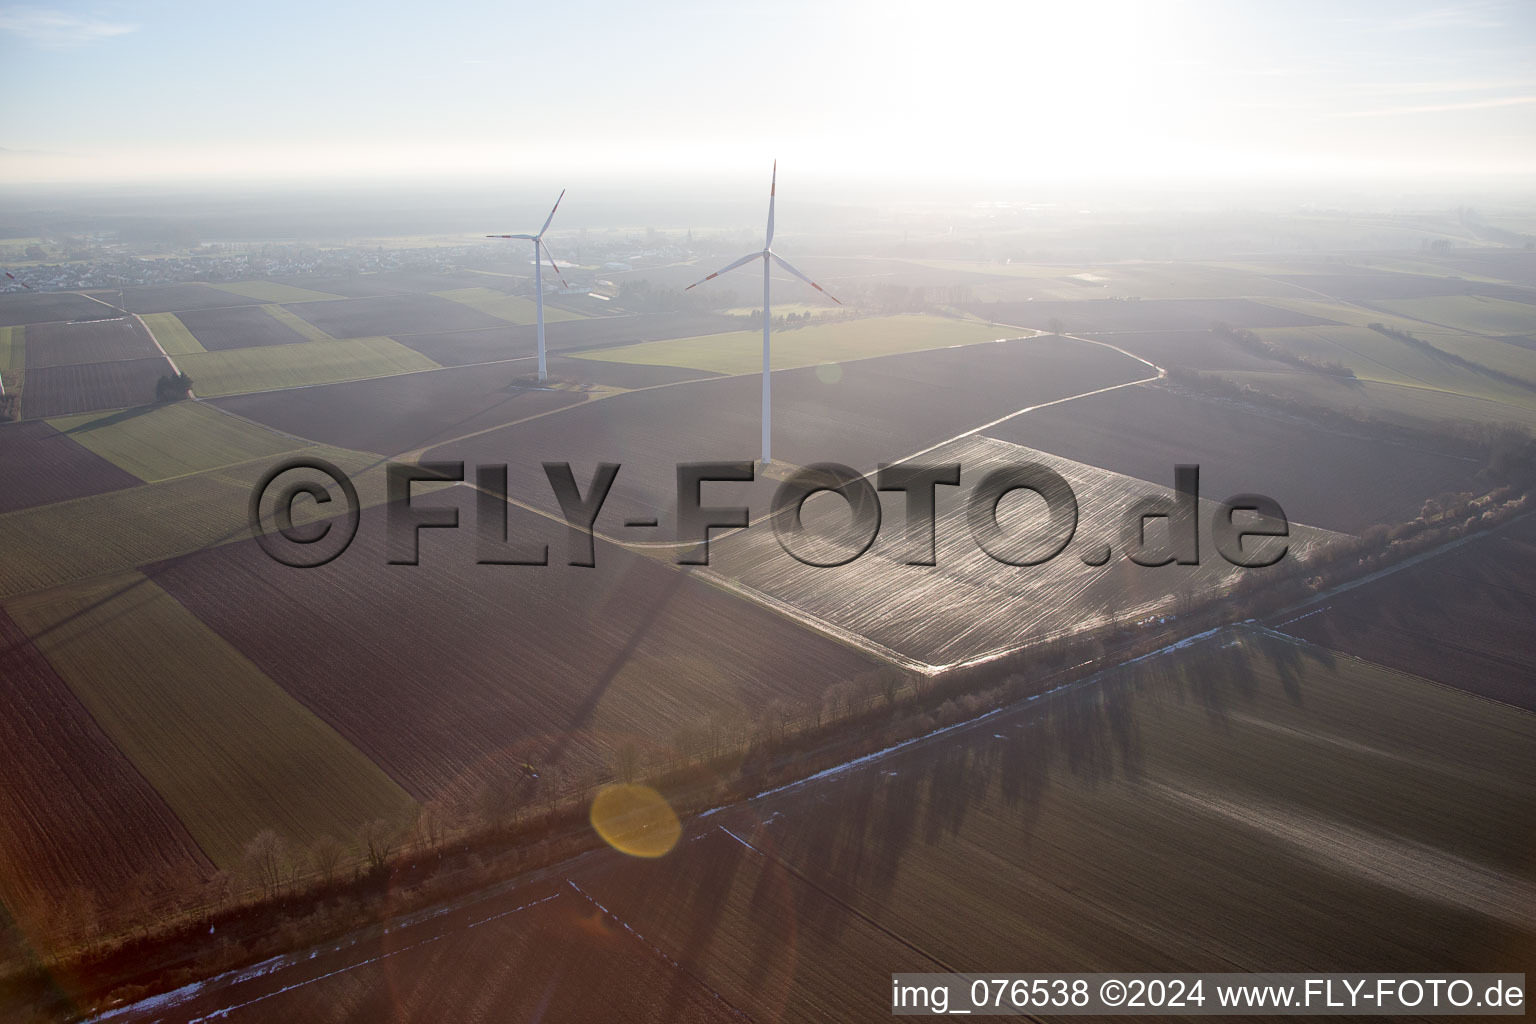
[[1222, 369, 1536, 432], [5, 573, 417, 868], [1427, 334, 1536, 383], [1371, 295, 1536, 336], [0, 325, 21, 395], [0, 447, 416, 599], [572, 315, 1011, 375], [433, 287, 585, 325], [0, 325, 20, 368], [175, 337, 437, 396], [1252, 325, 1536, 406], [209, 281, 345, 304], [139, 312, 207, 355], [1254, 296, 1458, 335], [48, 402, 303, 482], [262, 303, 333, 341]]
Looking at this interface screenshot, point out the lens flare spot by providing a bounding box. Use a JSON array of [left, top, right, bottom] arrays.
[[815, 361, 843, 384], [589, 784, 681, 858]]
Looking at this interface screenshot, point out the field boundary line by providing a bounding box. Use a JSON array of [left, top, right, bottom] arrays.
[[1248, 624, 1536, 723], [564, 315, 1038, 379], [128, 309, 189, 385], [562, 879, 755, 1021], [716, 826, 967, 977], [716, 825, 1048, 1023], [1266, 510, 1535, 624]]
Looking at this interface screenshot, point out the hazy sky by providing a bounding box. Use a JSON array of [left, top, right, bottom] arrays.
[[1, 0, 1533, 188]]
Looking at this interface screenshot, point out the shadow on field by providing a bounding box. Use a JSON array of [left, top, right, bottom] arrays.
[[538, 561, 689, 772], [54, 402, 157, 435], [740, 630, 1340, 924]]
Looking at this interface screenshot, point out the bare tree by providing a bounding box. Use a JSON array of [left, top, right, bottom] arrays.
[[672, 723, 704, 764], [540, 765, 565, 819], [206, 869, 236, 908], [310, 835, 347, 885], [414, 800, 448, 851], [613, 742, 640, 784], [476, 775, 518, 833], [243, 829, 288, 898], [357, 819, 399, 874]]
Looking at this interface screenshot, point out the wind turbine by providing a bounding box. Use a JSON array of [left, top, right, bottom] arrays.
[[487, 190, 568, 382], [686, 162, 840, 466]]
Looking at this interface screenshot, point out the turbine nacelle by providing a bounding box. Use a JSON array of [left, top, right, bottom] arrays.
[[681, 162, 839, 464]]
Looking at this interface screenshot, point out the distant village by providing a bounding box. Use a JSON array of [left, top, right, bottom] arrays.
[[0, 235, 697, 300]]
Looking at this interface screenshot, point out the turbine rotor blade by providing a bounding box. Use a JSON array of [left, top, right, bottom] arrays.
[[770, 253, 841, 304], [540, 240, 568, 289], [487, 234, 537, 239], [684, 250, 764, 291], [3, 270, 32, 290], [765, 160, 776, 248], [539, 188, 566, 237]]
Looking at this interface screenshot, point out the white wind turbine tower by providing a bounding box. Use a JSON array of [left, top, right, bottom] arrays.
[[686, 161, 840, 465], [487, 190, 569, 382]]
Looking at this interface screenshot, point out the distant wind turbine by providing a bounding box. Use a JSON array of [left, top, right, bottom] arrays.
[[487, 190, 568, 382], [686, 161, 840, 465]]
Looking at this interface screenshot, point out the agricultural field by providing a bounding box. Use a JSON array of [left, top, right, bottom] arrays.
[[259, 303, 333, 341], [428, 333, 1155, 526], [3, 573, 418, 869], [208, 281, 344, 304], [0, 446, 390, 598], [146, 485, 881, 800], [117, 886, 739, 1023], [5, 238, 1535, 1022], [1427, 334, 1536, 383], [982, 381, 1484, 533], [22, 317, 159, 368], [1444, 250, 1536, 288], [904, 258, 1325, 301], [1247, 324, 1536, 407], [212, 362, 590, 456], [1, 325, 23, 393], [281, 293, 507, 338], [0, 324, 20, 368], [138, 312, 205, 355], [19, 356, 174, 418], [1216, 370, 1536, 432], [47, 402, 304, 482], [571, 315, 1013, 375], [1265, 272, 1475, 300], [1368, 294, 1536, 336], [978, 298, 1338, 334], [665, 628, 1536, 984], [0, 292, 110, 327], [395, 311, 744, 366], [0, 419, 140, 513], [433, 286, 585, 325], [173, 336, 438, 396], [119, 284, 269, 314], [704, 434, 1342, 668], [1079, 328, 1290, 372], [1253, 295, 1468, 335], [1274, 515, 1536, 710], [0, 607, 211, 920], [173, 304, 316, 350], [132, 625, 1536, 1021]]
